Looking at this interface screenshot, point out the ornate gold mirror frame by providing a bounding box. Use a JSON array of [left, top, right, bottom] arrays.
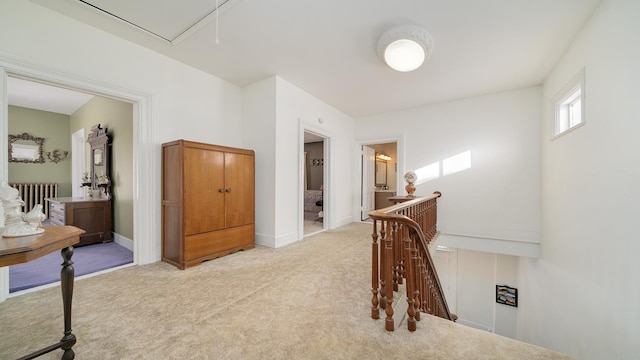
[[8, 133, 45, 164]]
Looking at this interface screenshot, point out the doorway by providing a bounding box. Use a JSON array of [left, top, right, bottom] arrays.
[[303, 130, 327, 236], [0, 74, 136, 301], [360, 141, 398, 221]]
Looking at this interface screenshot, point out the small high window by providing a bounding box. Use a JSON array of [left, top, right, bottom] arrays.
[[552, 68, 585, 138]]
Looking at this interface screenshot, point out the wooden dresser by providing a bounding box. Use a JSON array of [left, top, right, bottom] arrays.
[[162, 140, 255, 270], [46, 197, 112, 246]]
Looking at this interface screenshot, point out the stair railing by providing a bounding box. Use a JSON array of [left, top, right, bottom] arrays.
[[369, 191, 455, 331]]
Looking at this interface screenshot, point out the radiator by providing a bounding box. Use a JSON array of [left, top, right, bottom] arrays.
[[9, 182, 59, 219]]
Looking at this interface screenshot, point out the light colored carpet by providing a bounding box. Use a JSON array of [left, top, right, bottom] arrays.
[[0, 223, 573, 359]]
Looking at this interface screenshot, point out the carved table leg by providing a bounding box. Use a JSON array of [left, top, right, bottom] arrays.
[[60, 246, 76, 360]]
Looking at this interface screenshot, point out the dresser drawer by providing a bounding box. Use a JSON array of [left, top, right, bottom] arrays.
[[49, 201, 65, 214], [49, 211, 65, 225]]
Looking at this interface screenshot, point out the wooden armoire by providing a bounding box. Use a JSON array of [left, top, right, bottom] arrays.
[[162, 140, 255, 269]]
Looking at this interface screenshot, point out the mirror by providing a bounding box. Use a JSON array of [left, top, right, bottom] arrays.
[[87, 124, 111, 195], [375, 160, 387, 186], [8, 133, 45, 163], [93, 148, 105, 183]]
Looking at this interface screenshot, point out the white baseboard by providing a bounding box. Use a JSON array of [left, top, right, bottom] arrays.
[[334, 215, 353, 228], [456, 318, 494, 333], [255, 232, 276, 248], [113, 232, 133, 252]]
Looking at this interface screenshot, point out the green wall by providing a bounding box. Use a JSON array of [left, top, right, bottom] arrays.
[[8, 106, 72, 195], [70, 97, 134, 241]]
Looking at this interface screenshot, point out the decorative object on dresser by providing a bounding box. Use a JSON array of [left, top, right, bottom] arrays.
[[8, 132, 45, 163], [46, 197, 112, 246], [162, 140, 255, 270]]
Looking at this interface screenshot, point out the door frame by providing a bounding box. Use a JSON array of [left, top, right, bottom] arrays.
[[299, 122, 331, 239], [0, 55, 156, 301], [354, 135, 404, 223], [71, 128, 86, 197], [361, 145, 375, 220]]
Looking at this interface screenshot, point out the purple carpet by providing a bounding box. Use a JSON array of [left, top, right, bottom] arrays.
[[9, 241, 133, 293]]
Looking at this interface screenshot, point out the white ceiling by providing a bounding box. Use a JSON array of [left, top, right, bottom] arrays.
[[26, 0, 601, 118], [8, 77, 93, 115]]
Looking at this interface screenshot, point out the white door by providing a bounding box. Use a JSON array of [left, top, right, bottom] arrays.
[[71, 128, 86, 197], [361, 145, 376, 220]]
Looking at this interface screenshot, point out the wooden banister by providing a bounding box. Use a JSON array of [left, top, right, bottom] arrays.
[[369, 191, 455, 331]]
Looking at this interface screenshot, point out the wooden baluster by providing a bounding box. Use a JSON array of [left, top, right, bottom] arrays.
[[385, 221, 396, 331], [371, 219, 380, 320], [404, 233, 416, 331], [379, 221, 387, 311], [424, 261, 432, 315], [416, 259, 423, 315], [428, 272, 435, 315], [393, 223, 402, 291], [413, 246, 421, 322]]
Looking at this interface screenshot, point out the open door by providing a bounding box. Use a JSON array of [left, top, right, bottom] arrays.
[[361, 145, 375, 220], [303, 131, 326, 236]]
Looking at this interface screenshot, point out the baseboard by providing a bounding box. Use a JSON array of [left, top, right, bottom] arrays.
[[255, 232, 276, 248], [273, 230, 299, 248], [113, 232, 133, 252], [334, 215, 353, 228], [255, 230, 303, 248], [456, 318, 494, 333]]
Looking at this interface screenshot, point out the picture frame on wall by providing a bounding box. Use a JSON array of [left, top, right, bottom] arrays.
[[496, 285, 518, 307]]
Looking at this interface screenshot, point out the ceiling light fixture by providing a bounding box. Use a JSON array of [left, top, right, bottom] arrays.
[[377, 25, 433, 72]]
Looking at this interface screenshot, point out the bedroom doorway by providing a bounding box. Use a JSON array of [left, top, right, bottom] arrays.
[[4, 75, 135, 295], [303, 130, 326, 236], [1, 61, 154, 302]]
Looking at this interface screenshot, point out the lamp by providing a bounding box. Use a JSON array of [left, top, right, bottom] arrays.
[[376, 153, 392, 161], [377, 25, 433, 72]]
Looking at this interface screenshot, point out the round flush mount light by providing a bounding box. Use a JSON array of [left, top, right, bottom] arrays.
[[377, 25, 433, 72]]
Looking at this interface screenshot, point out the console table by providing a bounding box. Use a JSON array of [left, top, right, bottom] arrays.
[[0, 226, 85, 360]]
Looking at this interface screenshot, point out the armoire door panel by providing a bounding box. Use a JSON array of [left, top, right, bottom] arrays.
[[224, 152, 255, 228], [184, 147, 225, 235]]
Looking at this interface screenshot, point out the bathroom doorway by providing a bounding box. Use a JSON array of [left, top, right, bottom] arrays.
[[360, 141, 398, 221], [303, 131, 326, 236]]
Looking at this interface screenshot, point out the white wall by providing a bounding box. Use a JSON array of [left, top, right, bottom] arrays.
[[276, 77, 355, 242], [243, 76, 355, 248], [519, 0, 640, 358], [243, 77, 277, 247], [0, 0, 244, 299], [355, 86, 542, 256], [433, 248, 520, 337]]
